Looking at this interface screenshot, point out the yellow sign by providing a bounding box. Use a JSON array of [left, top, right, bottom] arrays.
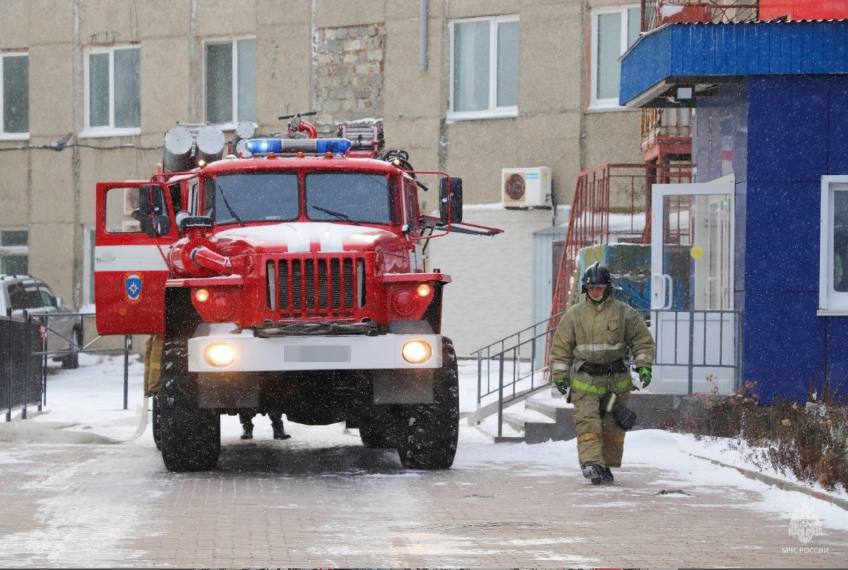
[[690, 245, 705, 260]]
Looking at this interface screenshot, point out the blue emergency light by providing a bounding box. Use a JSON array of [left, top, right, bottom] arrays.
[[244, 137, 352, 156]]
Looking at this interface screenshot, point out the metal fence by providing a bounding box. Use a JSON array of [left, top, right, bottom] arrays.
[[3, 309, 135, 421], [651, 309, 742, 395], [1, 311, 44, 421]]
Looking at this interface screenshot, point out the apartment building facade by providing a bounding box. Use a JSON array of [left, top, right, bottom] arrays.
[[0, 0, 643, 355]]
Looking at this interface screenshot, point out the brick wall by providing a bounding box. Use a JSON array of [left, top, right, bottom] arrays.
[[313, 23, 385, 131]]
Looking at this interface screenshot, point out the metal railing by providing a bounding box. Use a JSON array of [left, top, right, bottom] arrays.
[[641, 0, 760, 32], [651, 309, 742, 394], [470, 311, 564, 437], [549, 163, 692, 333], [1, 311, 44, 421], [3, 310, 135, 421]]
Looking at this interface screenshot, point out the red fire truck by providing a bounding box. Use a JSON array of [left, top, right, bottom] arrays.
[[94, 117, 500, 472]]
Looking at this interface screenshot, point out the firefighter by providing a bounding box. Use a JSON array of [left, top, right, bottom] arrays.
[[144, 335, 164, 397], [550, 262, 655, 484], [240, 411, 291, 440]]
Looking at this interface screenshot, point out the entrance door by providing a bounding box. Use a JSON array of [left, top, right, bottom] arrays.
[[650, 175, 736, 394]]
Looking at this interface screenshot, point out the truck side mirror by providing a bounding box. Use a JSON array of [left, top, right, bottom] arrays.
[[439, 177, 463, 224], [138, 185, 172, 237]]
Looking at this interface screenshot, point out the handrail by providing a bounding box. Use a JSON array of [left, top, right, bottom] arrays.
[[470, 310, 565, 359], [471, 324, 559, 438]]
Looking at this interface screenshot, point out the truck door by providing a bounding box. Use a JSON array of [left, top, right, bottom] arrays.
[[94, 182, 178, 335]]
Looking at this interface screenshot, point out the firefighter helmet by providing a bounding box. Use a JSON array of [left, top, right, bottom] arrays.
[[581, 262, 612, 303]]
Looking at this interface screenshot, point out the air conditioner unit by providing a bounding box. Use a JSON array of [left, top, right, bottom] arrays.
[[501, 166, 552, 208]]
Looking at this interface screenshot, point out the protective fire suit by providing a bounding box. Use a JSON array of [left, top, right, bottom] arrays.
[[550, 296, 655, 468], [144, 334, 164, 397]]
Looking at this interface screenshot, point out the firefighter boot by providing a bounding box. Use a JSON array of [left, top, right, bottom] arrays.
[[581, 463, 605, 485], [601, 467, 614, 483], [239, 412, 254, 440], [271, 416, 291, 440]]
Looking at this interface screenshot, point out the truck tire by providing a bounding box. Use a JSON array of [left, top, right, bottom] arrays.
[[359, 412, 398, 448], [151, 394, 161, 450], [397, 338, 459, 469], [158, 338, 220, 472]]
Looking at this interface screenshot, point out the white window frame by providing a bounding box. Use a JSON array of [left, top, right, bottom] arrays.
[[818, 176, 848, 315], [447, 15, 519, 122], [83, 225, 96, 310], [203, 37, 256, 130], [81, 45, 141, 138], [0, 228, 28, 275], [590, 5, 640, 112], [0, 51, 29, 141]]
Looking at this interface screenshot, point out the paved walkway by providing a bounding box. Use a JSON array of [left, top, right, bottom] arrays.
[[0, 433, 845, 568]]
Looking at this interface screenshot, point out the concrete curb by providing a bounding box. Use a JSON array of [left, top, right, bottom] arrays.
[[689, 453, 848, 512]]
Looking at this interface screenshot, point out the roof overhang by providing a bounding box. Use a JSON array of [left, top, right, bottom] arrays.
[[620, 21, 848, 108]]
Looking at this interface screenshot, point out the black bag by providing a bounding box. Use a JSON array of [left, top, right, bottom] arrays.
[[599, 393, 637, 431], [611, 401, 637, 431]]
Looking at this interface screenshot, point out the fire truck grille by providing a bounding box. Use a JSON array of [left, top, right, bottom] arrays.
[[267, 255, 366, 315]]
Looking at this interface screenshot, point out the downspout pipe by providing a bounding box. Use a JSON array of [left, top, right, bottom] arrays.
[[420, 0, 429, 71]]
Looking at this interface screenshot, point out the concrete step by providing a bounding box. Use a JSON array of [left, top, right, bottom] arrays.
[[525, 398, 570, 422], [501, 412, 527, 433], [495, 393, 712, 444]]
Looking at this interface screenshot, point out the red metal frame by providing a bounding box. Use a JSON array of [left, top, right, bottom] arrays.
[[641, 107, 693, 163], [544, 162, 693, 367], [641, 0, 759, 31]]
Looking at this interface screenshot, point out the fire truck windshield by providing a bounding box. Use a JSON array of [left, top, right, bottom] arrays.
[[212, 172, 299, 224], [305, 173, 392, 224]]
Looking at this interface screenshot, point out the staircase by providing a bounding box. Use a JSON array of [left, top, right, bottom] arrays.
[[498, 388, 577, 443], [482, 384, 713, 444]]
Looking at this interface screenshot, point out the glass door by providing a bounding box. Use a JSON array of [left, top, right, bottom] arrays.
[[650, 176, 736, 394]]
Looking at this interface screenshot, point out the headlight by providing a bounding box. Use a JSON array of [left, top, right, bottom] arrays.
[[205, 343, 236, 367], [402, 340, 432, 364]]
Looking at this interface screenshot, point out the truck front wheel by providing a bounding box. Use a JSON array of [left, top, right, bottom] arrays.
[[158, 338, 220, 472], [359, 410, 398, 449], [396, 338, 459, 469]]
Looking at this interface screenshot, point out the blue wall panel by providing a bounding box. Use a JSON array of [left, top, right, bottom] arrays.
[[742, 75, 848, 402], [828, 78, 848, 174], [825, 317, 848, 396], [744, 291, 824, 403], [744, 179, 820, 291], [748, 77, 830, 180]]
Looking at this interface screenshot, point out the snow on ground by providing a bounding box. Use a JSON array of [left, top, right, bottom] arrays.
[[3, 352, 847, 533]]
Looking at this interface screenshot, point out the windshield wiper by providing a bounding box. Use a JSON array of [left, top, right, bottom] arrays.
[[308, 204, 360, 225], [215, 181, 245, 227]]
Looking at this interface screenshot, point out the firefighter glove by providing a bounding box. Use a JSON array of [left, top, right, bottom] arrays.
[[638, 367, 652, 389], [552, 373, 570, 395]]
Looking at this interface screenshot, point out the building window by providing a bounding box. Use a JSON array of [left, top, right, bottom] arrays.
[[205, 39, 256, 125], [819, 177, 848, 314], [449, 16, 519, 120], [0, 229, 28, 275], [0, 53, 28, 139], [83, 46, 141, 136], [591, 6, 640, 109]]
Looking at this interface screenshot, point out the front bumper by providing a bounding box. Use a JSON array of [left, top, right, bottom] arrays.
[[187, 323, 443, 373]]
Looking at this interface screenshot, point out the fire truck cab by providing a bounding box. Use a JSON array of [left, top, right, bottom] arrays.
[[94, 119, 499, 472]]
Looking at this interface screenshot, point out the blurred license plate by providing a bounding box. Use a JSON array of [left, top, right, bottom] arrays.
[[284, 345, 351, 363]]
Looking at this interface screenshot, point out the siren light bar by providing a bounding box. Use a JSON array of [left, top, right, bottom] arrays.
[[241, 137, 353, 157]]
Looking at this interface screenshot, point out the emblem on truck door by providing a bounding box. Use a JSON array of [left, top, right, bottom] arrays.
[[124, 273, 143, 302]]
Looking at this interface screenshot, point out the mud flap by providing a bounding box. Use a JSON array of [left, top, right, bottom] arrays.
[[371, 369, 434, 404]]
